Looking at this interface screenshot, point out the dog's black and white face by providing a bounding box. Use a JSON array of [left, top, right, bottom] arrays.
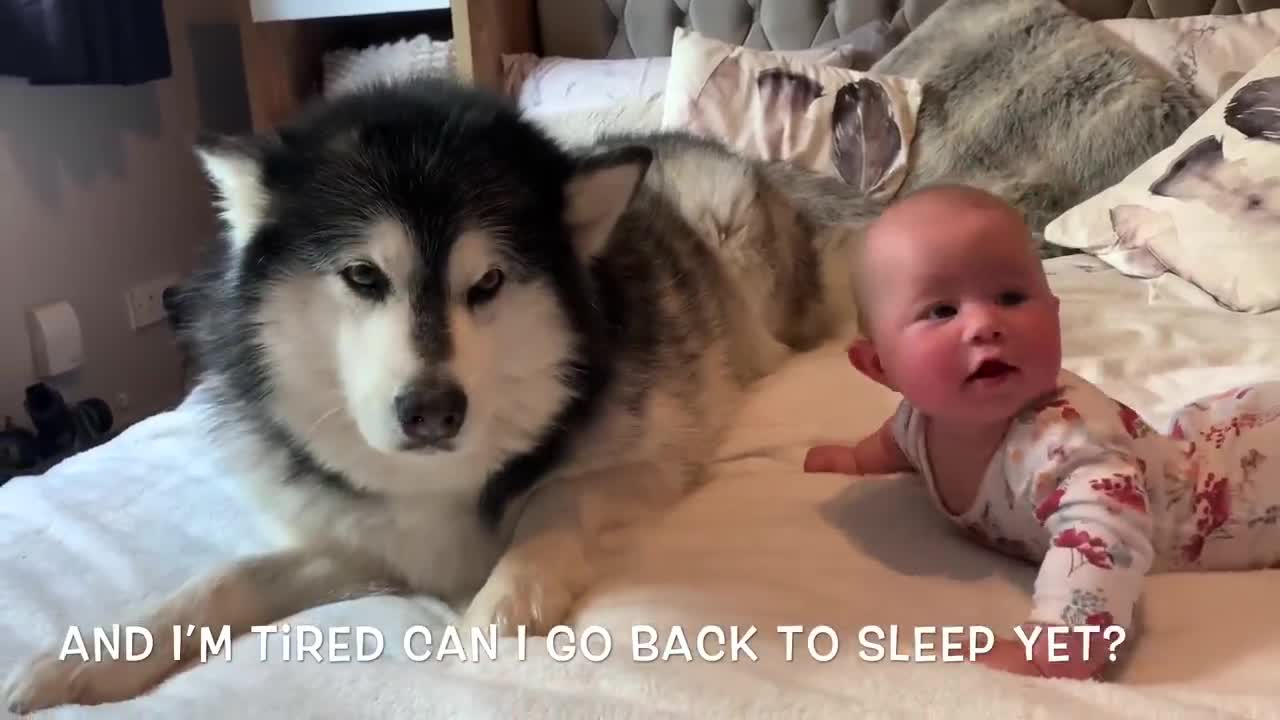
[[190, 81, 650, 495]]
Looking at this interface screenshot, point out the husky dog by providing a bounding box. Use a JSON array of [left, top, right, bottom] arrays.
[[6, 77, 877, 712]]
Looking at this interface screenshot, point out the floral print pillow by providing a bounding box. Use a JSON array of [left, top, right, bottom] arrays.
[[660, 28, 923, 202], [1044, 48, 1280, 314]]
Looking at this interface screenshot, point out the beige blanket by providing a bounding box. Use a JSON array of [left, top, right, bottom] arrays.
[[4, 256, 1278, 718]]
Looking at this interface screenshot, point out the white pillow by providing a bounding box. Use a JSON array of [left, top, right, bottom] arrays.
[[524, 96, 667, 148], [323, 34, 456, 98], [501, 43, 865, 113], [501, 55, 672, 112], [1096, 10, 1280, 103], [1044, 47, 1280, 313]]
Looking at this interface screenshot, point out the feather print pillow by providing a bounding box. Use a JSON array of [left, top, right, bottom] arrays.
[[1045, 48, 1280, 313], [661, 28, 923, 201]]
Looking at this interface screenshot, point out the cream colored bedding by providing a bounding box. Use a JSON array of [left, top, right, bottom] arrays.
[[3, 257, 1278, 718]]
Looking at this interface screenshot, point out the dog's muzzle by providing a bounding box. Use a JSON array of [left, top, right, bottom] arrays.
[[393, 379, 467, 451]]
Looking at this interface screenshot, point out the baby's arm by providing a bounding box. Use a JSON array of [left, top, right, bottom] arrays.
[[804, 416, 912, 476], [1020, 412, 1156, 678]]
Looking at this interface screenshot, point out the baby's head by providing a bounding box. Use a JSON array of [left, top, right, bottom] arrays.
[[847, 184, 1062, 425]]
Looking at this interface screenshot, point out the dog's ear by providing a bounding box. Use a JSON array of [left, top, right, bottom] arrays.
[[194, 132, 277, 254], [564, 146, 653, 260]]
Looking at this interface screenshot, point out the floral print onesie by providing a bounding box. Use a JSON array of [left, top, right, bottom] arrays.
[[890, 368, 1280, 631]]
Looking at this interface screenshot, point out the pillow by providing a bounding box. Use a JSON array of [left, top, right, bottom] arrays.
[[322, 34, 456, 98], [502, 42, 866, 113], [501, 55, 672, 112], [525, 96, 667, 149], [1044, 48, 1280, 313], [660, 28, 923, 201], [1096, 10, 1280, 103]]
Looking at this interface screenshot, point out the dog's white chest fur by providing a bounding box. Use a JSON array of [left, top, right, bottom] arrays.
[[231, 436, 508, 605]]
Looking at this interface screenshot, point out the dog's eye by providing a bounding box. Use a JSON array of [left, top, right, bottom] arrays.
[[467, 268, 505, 307], [339, 262, 388, 299]]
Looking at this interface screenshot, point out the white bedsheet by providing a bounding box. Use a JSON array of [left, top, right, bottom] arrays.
[[3, 255, 1280, 719]]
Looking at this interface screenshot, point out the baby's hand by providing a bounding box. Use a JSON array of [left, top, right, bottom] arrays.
[[803, 445, 861, 475], [804, 420, 912, 477], [967, 629, 1109, 681], [972, 637, 1043, 678], [1023, 624, 1110, 680]]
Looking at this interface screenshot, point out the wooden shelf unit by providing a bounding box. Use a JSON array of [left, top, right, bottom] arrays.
[[234, 0, 537, 131]]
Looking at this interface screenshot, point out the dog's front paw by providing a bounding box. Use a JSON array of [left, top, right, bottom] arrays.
[[5, 650, 93, 715], [459, 568, 574, 637], [5, 647, 169, 714]]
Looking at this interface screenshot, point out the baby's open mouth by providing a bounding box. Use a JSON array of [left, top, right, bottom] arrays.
[[968, 359, 1017, 381]]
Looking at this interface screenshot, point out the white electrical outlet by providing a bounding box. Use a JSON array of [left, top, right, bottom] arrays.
[[126, 274, 179, 330]]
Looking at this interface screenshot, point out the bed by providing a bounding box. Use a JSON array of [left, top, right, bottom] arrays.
[[8, 0, 1280, 717]]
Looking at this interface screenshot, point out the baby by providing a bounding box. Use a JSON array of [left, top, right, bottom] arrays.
[[806, 184, 1280, 680]]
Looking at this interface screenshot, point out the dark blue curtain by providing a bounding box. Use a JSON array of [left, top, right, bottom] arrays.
[[0, 0, 172, 86]]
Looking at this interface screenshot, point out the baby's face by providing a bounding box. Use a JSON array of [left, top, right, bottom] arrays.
[[861, 204, 1062, 425]]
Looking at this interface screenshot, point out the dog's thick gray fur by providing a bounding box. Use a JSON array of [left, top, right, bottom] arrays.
[[873, 0, 1207, 243], [4, 80, 877, 712]]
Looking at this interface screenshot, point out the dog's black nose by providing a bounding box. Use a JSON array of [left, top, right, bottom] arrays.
[[394, 381, 467, 445]]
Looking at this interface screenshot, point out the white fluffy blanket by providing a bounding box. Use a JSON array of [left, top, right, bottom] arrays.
[[3, 257, 1280, 718]]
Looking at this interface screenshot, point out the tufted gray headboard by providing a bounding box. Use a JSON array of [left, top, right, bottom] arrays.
[[534, 0, 1280, 59]]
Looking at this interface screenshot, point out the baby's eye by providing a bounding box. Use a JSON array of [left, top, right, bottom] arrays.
[[923, 303, 957, 321], [997, 291, 1027, 306]]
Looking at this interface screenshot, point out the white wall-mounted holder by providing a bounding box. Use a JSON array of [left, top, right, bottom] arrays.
[[25, 301, 84, 378]]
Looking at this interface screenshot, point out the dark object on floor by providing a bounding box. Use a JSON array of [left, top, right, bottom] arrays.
[[0, 417, 40, 474], [71, 397, 114, 450], [1, 393, 116, 484], [24, 383, 76, 459]]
